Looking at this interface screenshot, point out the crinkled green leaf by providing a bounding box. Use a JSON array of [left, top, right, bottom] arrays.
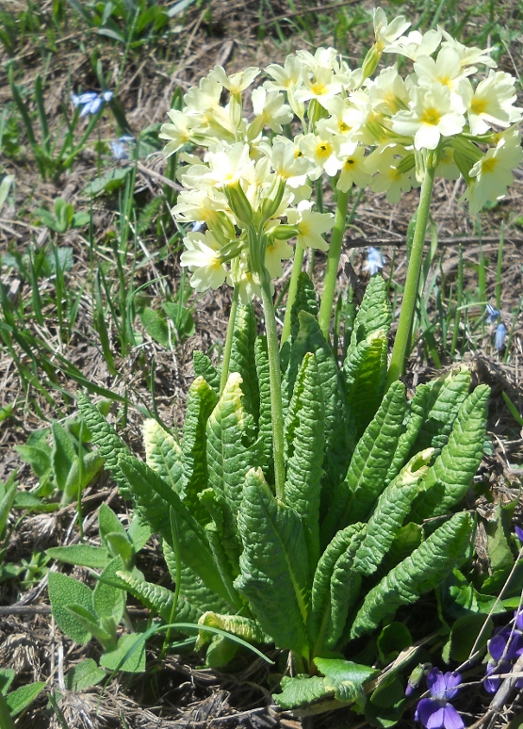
[[346, 275, 391, 358], [163, 541, 229, 616], [274, 675, 335, 712], [409, 385, 489, 522], [205, 523, 243, 610], [118, 456, 231, 605], [310, 523, 366, 653], [284, 352, 324, 571], [234, 468, 309, 655], [344, 331, 388, 438], [290, 272, 318, 343], [143, 418, 183, 495], [199, 488, 241, 574], [181, 376, 216, 525], [354, 448, 434, 577], [385, 382, 432, 484], [77, 393, 132, 498], [322, 381, 407, 541], [205, 634, 239, 668], [284, 311, 353, 502], [206, 372, 260, 519], [254, 335, 273, 479], [116, 570, 180, 622], [409, 367, 471, 455], [193, 351, 220, 394], [350, 512, 473, 639], [228, 304, 259, 420], [196, 611, 269, 648]]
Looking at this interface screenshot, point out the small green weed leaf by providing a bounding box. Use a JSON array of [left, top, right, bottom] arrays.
[[486, 502, 515, 573], [105, 533, 134, 568], [139, 306, 170, 347], [93, 556, 126, 624], [77, 393, 132, 498], [181, 376, 217, 525], [442, 613, 492, 663], [62, 451, 104, 505], [322, 381, 406, 541], [206, 372, 260, 520], [196, 612, 269, 648], [46, 247, 73, 273], [65, 604, 115, 649], [409, 385, 489, 522], [193, 351, 220, 394], [5, 682, 46, 717], [48, 572, 94, 644], [0, 669, 15, 694], [228, 304, 259, 420], [235, 468, 309, 655], [118, 456, 231, 605], [353, 448, 434, 577], [441, 568, 502, 619], [310, 523, 366, 653], [14, 444, 51, 479], [99, 634, 146, 673], [143, 418, 183, 493], [98, 504, 127, 547], [127, 515, 151, 552], [0, 475, 17, 539], [366, 674, 408, 727], [377, 623, 412, 664], [84, 167, 132, 195], [66, 658, 106, 692], [46, 545, 109, 570], [51, 422, 76, 492], [350, 512, 473, 639]]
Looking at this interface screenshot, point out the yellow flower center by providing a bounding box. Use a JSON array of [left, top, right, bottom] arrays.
[[344, 158, 356, 168], [339, 121, 350, 133], [311, 81, 327, 95], [471, 97, 487, 115], [421, 107, 441, 126], [481, 157, 498, 175], [316, 142, 333, 160]]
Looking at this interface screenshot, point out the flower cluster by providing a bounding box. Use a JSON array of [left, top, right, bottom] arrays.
[[160, 8, 522, 300], [415, 668, 464, 729], [72, 90, 113, 117], [484, 609, 523, 693]]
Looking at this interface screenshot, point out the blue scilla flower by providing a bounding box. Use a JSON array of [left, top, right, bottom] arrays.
[[494, 323, 507, 351], [415, 669, 464, 729], [486, 304, 500, 324], [110, 140, 128, 160], [72, 90, 113, 117], [364, 246, 384, 276]]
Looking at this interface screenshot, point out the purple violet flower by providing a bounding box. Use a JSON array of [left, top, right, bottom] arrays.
[[415, 669, 465, 729], [515, 525, 523, 546], [483, 618, 523, 693]]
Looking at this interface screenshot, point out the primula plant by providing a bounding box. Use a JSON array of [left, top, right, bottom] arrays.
[[47, 7, 523, 723]]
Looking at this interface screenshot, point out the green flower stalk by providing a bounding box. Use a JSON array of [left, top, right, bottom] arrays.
[[386, 162, 436, 387]]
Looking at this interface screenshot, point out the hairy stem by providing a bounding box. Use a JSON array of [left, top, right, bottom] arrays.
[[219, 284, 240, 395], [260, 279, 286, 500], [281, 244, 304, 346], [386, 165, 436, 387]]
